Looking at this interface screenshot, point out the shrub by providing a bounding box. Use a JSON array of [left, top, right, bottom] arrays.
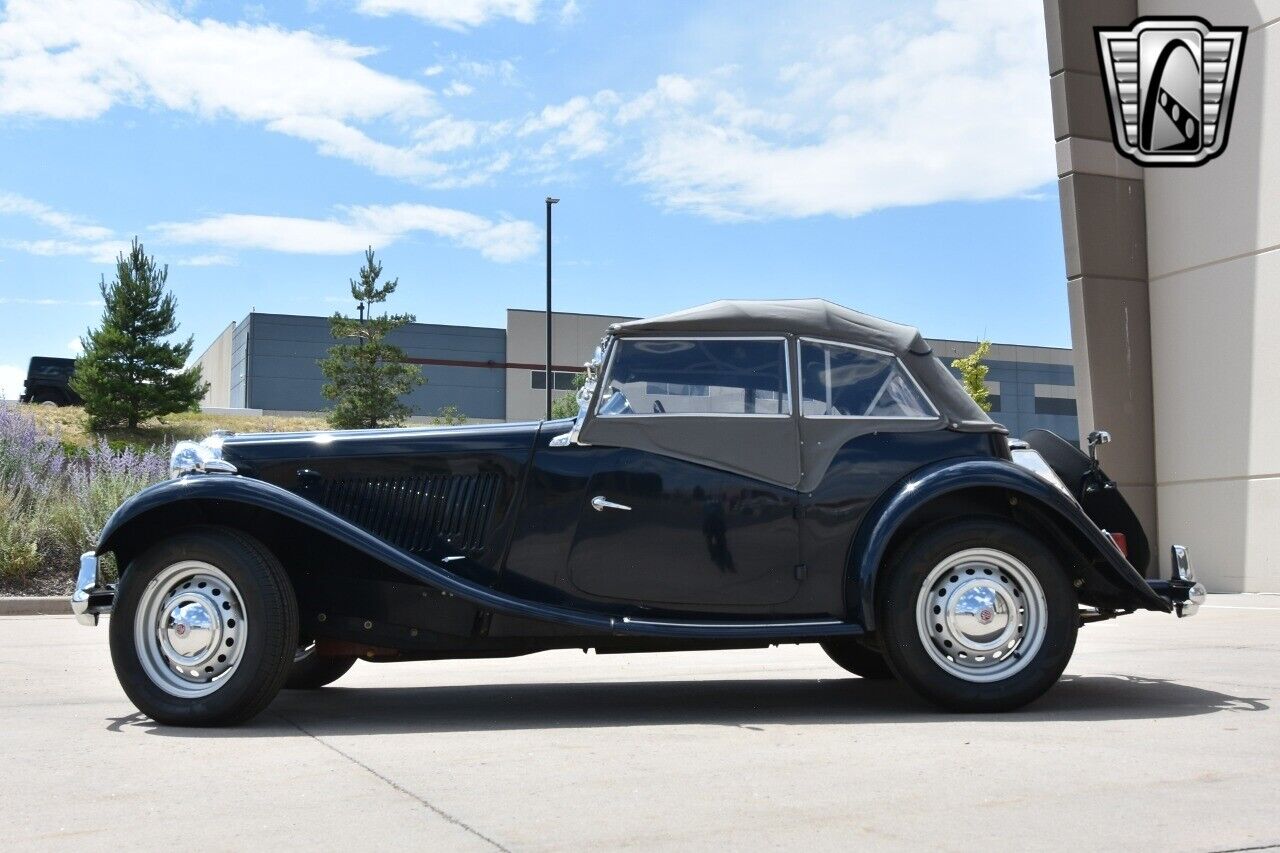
[[0, 405, 168, 585]]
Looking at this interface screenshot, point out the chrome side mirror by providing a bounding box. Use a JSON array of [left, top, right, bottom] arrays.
[[1086, 429, 1111, 465]]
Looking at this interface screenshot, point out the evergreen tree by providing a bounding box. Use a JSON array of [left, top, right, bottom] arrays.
[[320, 248, 424, 429], [951, 339, 992, 413], [72, 239, 206, 429]]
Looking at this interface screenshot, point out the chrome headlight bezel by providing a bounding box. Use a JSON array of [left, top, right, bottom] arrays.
[[169, 434, 236, 478]]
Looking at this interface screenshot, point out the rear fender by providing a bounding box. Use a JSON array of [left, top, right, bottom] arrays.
[[847, 458, 1170, 629]]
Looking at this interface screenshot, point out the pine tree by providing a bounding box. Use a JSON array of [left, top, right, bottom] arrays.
[[320, 248, 424, 429], [951, 339, 992, 413], [72, 239, 207, 429]]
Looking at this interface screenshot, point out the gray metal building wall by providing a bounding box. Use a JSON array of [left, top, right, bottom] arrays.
[[238, 313, 507, 420], [977, 358, 1078, 442]]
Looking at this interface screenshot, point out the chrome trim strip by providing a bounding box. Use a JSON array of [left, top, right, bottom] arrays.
[[620, 617, 843, 629]]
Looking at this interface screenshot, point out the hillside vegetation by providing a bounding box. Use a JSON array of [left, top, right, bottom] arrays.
[[29, 405, 330, 453]]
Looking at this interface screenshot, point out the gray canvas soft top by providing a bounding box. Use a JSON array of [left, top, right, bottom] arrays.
[[608, 298, 998, 433]]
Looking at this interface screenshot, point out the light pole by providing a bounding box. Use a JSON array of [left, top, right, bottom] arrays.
[[545, 196, 559, 419]]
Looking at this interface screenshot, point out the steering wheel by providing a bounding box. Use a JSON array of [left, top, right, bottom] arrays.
[[652, 399, 666, 414]]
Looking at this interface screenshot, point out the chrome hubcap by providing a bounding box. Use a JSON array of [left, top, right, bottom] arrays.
[[916, 548, 1047, 683], [134, 561, 247, 698]]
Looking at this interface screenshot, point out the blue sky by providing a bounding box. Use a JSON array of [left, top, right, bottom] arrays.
[[0, 0, 1064, 398]]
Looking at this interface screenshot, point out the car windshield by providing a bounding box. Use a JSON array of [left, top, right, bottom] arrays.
[[598, 338, 791, 416]]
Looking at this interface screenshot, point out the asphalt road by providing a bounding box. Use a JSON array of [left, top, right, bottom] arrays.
[[2, 595, 1277, 852]]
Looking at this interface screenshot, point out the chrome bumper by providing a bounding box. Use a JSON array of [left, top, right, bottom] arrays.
[[69, 552, 115, 626], [1146, 545, 1207, 617]]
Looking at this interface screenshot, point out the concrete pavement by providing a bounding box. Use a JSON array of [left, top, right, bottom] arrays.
[[2, 595, 1277, 851]]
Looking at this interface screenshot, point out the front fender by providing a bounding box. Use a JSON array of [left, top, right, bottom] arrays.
[[97, 474, 623, 632], [849, 458, 1170, 629]]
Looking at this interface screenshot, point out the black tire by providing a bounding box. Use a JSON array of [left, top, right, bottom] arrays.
[[876, 517, 1078, 712], [286, 645, 357, 689], [109, 526, 298, 726], [820, 638, 895, 679]]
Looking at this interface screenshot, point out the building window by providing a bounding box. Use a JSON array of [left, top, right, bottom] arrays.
[[531, 370, 578, 391], [987, 394, 1001, 413], [1034, 396, 1077, 416]]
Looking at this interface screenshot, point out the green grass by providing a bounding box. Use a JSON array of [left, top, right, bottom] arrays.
[[26, 405, 332, 453]]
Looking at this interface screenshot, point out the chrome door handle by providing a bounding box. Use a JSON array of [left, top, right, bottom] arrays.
[[591, 495, 632, 512]]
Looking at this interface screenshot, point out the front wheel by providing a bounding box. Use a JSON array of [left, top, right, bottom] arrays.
[[876, 517, 1078, 712], [108, 527, 298, 726]]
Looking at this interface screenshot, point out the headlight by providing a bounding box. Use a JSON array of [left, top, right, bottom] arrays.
[[169, 434, 236, 477]]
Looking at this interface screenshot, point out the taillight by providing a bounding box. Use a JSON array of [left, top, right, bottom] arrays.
[[1108, 531, 1128, 557]]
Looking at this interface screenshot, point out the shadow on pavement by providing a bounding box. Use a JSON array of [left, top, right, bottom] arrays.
[[107, 672, 1269, 737]]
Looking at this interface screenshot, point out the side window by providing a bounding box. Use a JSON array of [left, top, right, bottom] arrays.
[[799, 340, 936, 418], [598, 339, 791, 416]]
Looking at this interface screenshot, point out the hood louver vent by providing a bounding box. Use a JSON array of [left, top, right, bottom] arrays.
[[310, 473, 501, 557]]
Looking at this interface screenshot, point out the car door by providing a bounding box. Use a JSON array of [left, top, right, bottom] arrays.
[[568, 336, 803, 608]]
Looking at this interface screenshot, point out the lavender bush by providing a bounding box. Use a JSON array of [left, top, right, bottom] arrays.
[[0, 405, 168, 586]]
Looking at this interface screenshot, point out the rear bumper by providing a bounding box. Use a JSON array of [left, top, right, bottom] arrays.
[[69, 552, 114, 626], [1146, 545, 1207, 617]]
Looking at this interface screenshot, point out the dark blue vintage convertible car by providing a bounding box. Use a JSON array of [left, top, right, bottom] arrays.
[[72, 299, 1205, 725]]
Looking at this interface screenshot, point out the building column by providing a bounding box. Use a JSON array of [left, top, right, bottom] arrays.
[[1140, 1, 1279, 592], [1043, 0, 1159, 570]]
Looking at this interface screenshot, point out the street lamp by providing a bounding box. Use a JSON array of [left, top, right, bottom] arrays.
[[545, 196, 559, 419]]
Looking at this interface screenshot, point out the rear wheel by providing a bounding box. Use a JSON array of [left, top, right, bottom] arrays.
[[877, 517, 1078, 712], [820, 638, 895, 679], [286, 643, 357, 689], [109, 527, 298, 726]]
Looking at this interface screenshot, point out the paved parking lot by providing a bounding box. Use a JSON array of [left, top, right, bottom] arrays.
[[2, 595, 1277, 852]]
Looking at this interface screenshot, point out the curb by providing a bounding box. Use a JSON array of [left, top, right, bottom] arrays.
[[0, 596, 70, 616]]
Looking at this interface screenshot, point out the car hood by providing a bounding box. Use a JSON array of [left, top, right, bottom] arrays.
[[218, 420, 548, 487]]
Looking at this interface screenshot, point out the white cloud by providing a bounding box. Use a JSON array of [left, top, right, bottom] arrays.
[[558, 0, 581, 25], [0, 192, 112, 240], [66, 337, 83, 354], [266, 115, 451, 180], [0, 0, 459, 180], [520, 93, 615, 160], [175, 253, 235, 266], [5, 238, 128, 263], [0, 296, 101, 306], [154, 203, 540, 262], [423, 64, 445, 77], [0, 364, 26, 401], [443, 80, 474, 97], [614, 0, 1055, 220], [355, 0, 540, 30]]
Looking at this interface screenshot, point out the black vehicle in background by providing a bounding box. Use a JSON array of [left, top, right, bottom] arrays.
[[19, 356, 82, 406]]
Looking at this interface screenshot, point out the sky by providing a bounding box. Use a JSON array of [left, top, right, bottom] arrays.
[[0, 0, 1066, 399]]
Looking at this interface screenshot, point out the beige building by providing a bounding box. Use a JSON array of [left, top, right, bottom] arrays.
[[193, 321, 236, 409], [503, 308, 633, 422], [1043, 0, 1278, 591]]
